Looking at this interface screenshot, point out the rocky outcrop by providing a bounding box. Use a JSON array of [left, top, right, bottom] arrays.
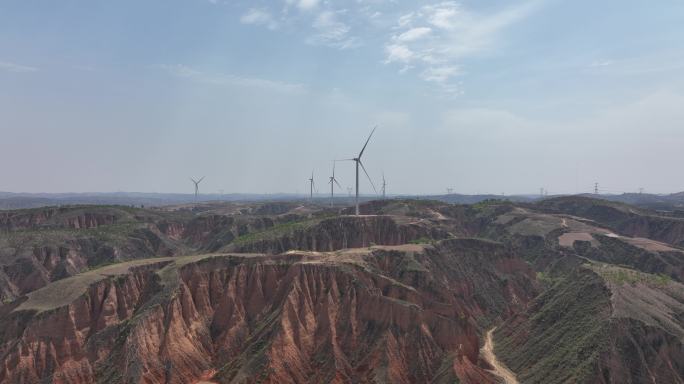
[[0, 206, 241, 303], [227, 215, 450, 254], [0, 207, 130, 231], [0, 240, 539, 384], [0, 227, 180, 303], [0, 263, 165, 383]]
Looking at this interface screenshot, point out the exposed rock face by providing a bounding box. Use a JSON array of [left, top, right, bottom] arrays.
[[0, 207, 125, 231], [0, 227, 180, 303], [0, 206, 303, 302], [226, 215, 450, 254], [0, 239, 538, 384]]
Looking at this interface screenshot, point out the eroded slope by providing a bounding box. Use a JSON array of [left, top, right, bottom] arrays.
[[0, 238, 538, 384]]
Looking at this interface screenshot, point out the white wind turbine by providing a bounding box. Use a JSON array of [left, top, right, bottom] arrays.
[[190, 176, 205, 200], [308, 171, 317, 200], [328, 161, 342, 207], [341, 126, 378, 215]]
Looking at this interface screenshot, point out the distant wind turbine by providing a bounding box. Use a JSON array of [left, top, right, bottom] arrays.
[[329, 162, 342, 207], [190, 177, 205, 199], [308, 171, 317, 200], [341, 126, 378, 215], [381, 173, 387, 199]]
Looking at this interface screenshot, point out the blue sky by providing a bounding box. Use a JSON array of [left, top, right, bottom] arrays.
[[2, 0, 684, 195]]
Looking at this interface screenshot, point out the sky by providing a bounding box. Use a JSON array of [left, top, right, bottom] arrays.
[[1, 0, 684, 195]]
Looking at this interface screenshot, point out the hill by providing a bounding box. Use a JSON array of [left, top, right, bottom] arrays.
[[0, 197, 682, 383]]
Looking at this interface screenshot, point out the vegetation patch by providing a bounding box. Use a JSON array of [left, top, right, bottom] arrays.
[[496, 267, 611, 384], [590, 263, 671, 286]]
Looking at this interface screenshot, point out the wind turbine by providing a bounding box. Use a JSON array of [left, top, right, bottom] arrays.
[[342, 126, 378, 215], [381, 173, 387, 199], [190, 177, 205, 200], [308, 171, 317, 200], [329, 162, 342, 207]]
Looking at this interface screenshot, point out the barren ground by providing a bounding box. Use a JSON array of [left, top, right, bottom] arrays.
[[482, 327, 519, 384]]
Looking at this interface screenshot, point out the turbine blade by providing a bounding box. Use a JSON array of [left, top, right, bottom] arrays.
[[359, 161, 377, 194], [358, 125, 377, 158], [198, 176, 205, 184], [190, 177, 197, 184], [334, 178, 342, 189]]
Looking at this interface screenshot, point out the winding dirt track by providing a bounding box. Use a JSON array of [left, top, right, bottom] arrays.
[[482, 327, 519, 384]]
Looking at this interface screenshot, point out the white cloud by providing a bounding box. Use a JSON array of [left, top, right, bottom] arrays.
[[240, 8, 278, 30], [420, 66, 463, 83], [298, 0, 319, 11], [0, 61, 38, 73], [159, 64, 305, 94], [397, 12, 415, 28], [385, 1, 543, 90], [285, 0, 319, 11], [385, 44, 414, 63], [307, 11, 359, 49], [589, 60, 612, 68], [426, 3, 465, 30], [396, 27, 431, 42]]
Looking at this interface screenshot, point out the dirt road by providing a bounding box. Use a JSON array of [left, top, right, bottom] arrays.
[[481, 327, 519, 384]]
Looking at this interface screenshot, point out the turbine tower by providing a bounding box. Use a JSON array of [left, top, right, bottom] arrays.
[[381, 173, 387, 199], [342, 126, 378, 215], [308, 171, 317, 200], [190, 177, 205, 200], [329, 162, 342, 207]]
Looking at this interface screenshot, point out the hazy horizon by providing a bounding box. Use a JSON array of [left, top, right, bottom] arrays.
[[2, 0, 684, 195], [2, 189, 682, 198]]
